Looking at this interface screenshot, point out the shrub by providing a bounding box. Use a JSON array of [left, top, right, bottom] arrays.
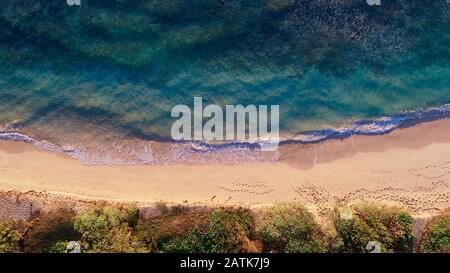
[[162, 208, 256, 253], [136, 206, 208, 252], [393, 211, 414, 252], [332, 204, 413, 253], [23, 209, 79, 253], [74, 206, 145, 253], [48, 240, 71, 253], [256, 203, 325, 253], [0, 221, 20, 253], [420, 210, 450, 253]]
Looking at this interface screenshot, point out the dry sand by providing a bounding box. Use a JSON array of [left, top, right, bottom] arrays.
[[0, 119, 449, 216]]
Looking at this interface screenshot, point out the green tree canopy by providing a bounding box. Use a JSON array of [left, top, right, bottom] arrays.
[[333, 204, 413, 253], [74, 205, 144, 253], [420, 210, 450, 253], [162, 208, 255, 253], [0, 221, 20, 253], [256, 203, 325, 253]]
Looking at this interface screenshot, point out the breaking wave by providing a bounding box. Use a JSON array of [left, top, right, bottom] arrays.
[[1, 104, 449, 166]]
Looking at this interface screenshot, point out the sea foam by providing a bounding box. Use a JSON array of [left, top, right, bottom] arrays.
[[0, 104, 449, 166]]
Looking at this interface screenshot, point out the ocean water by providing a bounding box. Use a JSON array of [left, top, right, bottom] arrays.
[[0, 0, 449, 164]]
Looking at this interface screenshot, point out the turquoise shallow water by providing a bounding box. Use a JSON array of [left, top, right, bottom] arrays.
[[0, 0, 449, 164]]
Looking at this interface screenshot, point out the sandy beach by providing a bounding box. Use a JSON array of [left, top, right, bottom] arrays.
[[0, 119, 449, 216]]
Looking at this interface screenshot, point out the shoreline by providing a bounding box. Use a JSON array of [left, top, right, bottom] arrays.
[[1, 104, 449, 166], [0, 118, 449, 217]]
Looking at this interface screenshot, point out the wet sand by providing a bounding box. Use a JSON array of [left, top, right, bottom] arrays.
[[0, 119, 449, 216]]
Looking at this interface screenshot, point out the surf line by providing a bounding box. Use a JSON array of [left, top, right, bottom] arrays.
[[171, 97, 280, 151]]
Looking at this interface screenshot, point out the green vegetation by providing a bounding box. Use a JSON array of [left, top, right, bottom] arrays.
[[1, 202, 448, 253], [162, 209, 256, 253], [256, 203, 325, 253], [48, 240, 72, 253], [0, 221, 20, 253], [332, 204, 413, 253], [136, 204, 208, 252], [420, 210, 450, 253], [74, 206, 145, 253]]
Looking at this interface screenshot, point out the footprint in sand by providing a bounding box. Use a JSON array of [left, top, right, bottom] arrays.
[[217, 181, 274, 195]]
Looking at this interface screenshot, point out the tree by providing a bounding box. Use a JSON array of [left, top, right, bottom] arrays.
[[420, 210, 450, 253], [333, 204, 413, 253], [256, 203, 325, 253], [0, 221, 20, 253], [136, 205, 208, 252], [74, 206, 145, 253], [162, 208, 256, 253]]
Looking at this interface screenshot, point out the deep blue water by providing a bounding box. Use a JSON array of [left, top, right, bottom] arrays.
[[0, 0, 449, 164]]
